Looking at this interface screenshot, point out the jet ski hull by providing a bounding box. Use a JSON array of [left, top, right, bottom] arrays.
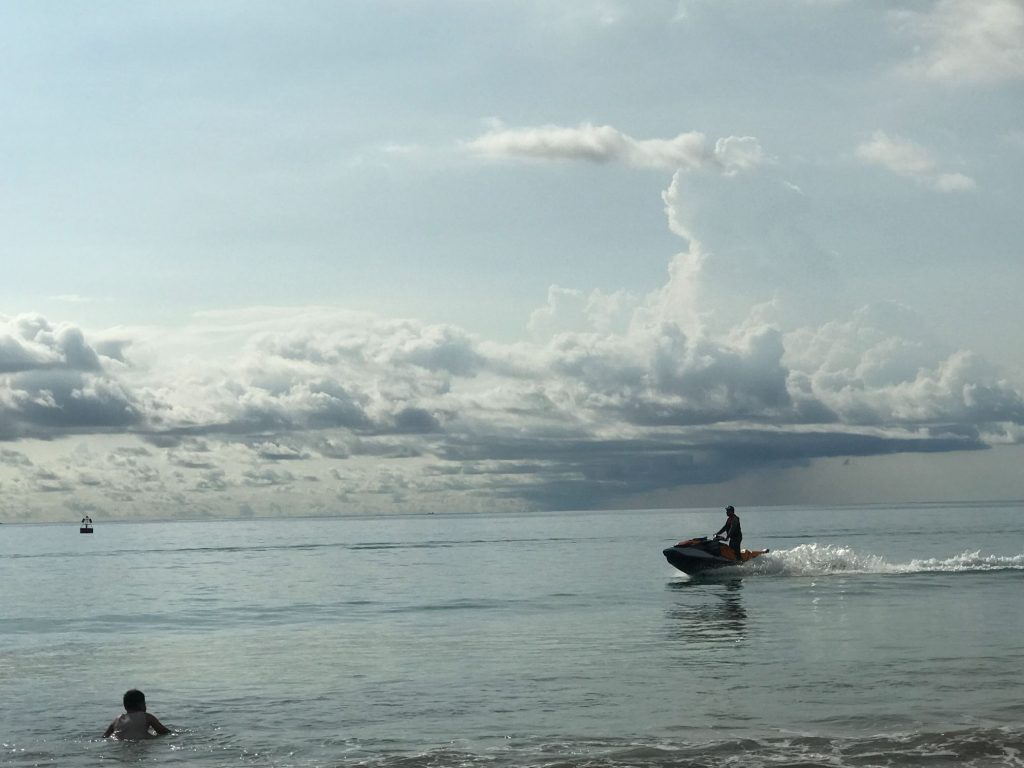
[[663, 537, 769, 575]]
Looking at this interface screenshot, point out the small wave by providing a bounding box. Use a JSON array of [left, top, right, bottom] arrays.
[[38, 726, 1024, 768], [749, 544, 1024, 577], [341, 727, 1024, 768], [387, 597, 519, 614], [7, 535, 587, 561]]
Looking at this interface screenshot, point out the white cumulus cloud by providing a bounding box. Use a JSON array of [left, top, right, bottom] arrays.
[[468, 122, 768, 174], [896, 0, 1024, 85], [856, 130, 976, 191]]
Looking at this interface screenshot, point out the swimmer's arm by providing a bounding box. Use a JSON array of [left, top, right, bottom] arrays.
[[103, 719, 115, 738], [146, 713, 171, 736]]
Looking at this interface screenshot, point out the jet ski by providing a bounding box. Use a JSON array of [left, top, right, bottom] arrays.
[[663, 536, 769, 575]]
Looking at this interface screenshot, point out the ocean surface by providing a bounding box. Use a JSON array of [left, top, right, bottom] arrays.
[[2, 504, 1023, 767]]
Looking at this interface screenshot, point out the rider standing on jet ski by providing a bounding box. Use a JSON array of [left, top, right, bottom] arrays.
[[715, 505, 743, 560]]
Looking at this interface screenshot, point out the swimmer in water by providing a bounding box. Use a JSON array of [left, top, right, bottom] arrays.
[[103, 689, 171, 739]]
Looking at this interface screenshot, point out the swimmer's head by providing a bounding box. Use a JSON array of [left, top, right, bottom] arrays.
[[123, 689, 147, 712]]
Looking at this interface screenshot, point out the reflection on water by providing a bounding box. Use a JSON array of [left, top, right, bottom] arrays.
[[664, 578, 747, 647]]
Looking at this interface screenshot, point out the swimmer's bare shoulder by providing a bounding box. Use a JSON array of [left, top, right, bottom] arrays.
[[146, 713, 171, 736]]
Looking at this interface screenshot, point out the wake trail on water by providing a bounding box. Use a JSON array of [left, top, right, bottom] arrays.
[[749, 543, 1024, 577]]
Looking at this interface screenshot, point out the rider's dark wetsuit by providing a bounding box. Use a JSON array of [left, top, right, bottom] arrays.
[[716, 510, 743, 560]]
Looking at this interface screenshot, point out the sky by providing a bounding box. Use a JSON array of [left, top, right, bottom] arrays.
[[2, 0, 1024, 522]]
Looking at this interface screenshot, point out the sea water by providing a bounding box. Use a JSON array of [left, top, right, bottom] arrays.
[[1, 504, 1022, 767]]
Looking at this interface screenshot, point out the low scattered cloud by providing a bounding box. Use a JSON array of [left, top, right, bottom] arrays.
[[30, 468, 74, 493], [251, 440, 311, 461], [6, 266, 1020, 517], [856, 131, 976, 191], [0, 315, 143, 440], [468, 122, 768, 174], [0, 448, 32, 466], [242, 467, 297, 487]]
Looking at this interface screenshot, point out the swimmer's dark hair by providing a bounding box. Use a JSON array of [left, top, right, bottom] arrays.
[[123, 689, 146, 711]]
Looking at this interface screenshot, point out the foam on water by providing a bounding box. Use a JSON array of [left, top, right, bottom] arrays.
[[909, 549, 1024, 572], [748, 543, 1024, 577]]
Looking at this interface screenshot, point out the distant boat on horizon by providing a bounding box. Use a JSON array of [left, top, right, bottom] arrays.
[[79, 516, 94, 534]]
